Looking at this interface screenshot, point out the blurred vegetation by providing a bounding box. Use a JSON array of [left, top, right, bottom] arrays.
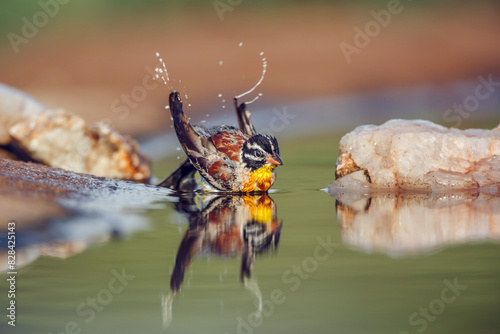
[[0, 0, 495, 36]]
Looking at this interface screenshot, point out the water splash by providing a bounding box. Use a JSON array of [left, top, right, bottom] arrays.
[[246, 93, 263, 104], [235, 51, 267, 104], [154, 52, 173, 91]]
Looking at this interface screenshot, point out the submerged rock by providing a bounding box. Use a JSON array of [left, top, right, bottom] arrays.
[[0, 84, 151, 182], [0, 158, 172, 271], [333, 120, 500, 191]]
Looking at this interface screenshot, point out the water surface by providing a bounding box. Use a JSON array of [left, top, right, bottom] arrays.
[[1, 133, 499, 334]]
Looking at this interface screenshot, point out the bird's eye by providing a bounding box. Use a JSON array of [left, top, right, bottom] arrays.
[[255, 150, 263, 157]]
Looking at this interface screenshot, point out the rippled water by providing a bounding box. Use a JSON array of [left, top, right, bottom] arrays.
[[1, 133, 499, 334]]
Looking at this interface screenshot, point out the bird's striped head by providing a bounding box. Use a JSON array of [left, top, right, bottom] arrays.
[[241, 134, 283, 171]]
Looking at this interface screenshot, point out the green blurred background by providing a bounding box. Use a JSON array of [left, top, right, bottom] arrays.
[[1, 0, 500, 138]]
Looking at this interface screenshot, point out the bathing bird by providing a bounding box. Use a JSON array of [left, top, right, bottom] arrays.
[[158, 91, 282, 193]]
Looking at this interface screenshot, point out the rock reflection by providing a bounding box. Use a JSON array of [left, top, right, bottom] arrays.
[[169, 193, 282, 291], [329, 189, 500, 257]]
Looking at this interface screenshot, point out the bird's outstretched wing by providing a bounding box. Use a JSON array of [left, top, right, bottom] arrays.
[[160, 92, 235, 191], [169, 91, 217, 160], [234, 98, 256, 136]]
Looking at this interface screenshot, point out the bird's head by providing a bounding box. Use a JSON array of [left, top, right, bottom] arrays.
[[241, 134, 283, 171]]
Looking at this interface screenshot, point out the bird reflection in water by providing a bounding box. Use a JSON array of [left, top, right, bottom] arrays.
[[162, 193, 282, 328]]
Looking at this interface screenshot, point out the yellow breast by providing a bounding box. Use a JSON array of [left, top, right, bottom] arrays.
[[241, 165, 276, 192]]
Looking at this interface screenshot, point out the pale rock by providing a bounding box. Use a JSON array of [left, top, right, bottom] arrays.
[[0, 83, 45, 144], [334, 119, 500, 191], [0, 83, 151, 182]]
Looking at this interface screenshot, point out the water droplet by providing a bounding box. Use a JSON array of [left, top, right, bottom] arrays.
[[176, 147, 181, 151], [165, 106, 169, 109], [177, 156, 180, 159], [236, 51, 267, 101], [170, 116, 173, 120], [188, 103, 191, 107], [222, 106, 225, 109], [206, 114, 210, 117], [238, 42, 243, 47], [219, 60, 223, 66], [222, 99, 225, 103], [156, 52, 160, 56], [218, 93, 222, 97]]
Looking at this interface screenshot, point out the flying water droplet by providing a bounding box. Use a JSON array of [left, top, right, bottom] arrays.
[[219, 60, 223, 66], [155, 52, 172, 90], [246, 93, 263, 104], [235, 51, 267, 103], [239, 42, 243, 47]]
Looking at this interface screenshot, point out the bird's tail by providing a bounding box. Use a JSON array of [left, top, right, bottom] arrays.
[[157, 158, 197, 192]]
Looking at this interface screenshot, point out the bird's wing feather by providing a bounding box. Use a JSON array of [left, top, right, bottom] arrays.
[[169, 91, 236, 191], [170, 92, 217, 157], [234, 98, 256, 136]]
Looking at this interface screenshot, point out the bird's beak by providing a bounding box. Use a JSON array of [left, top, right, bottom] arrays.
[[267, 154, 283, 166]]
